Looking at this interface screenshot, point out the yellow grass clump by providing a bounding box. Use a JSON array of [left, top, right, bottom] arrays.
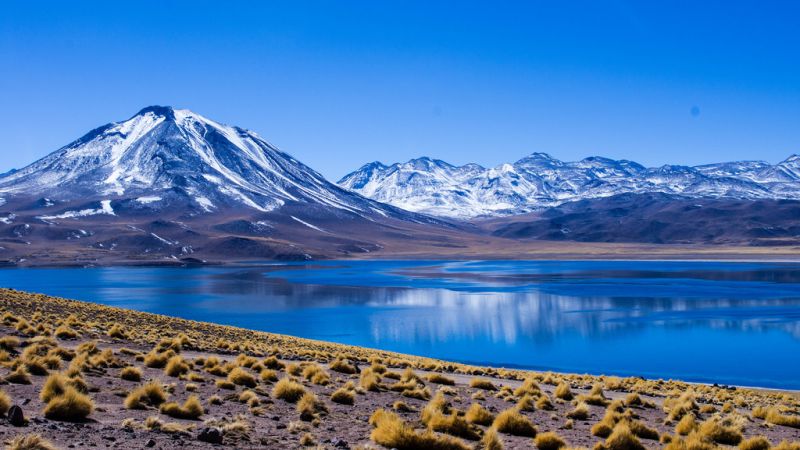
[[329, 357, 358, 374], [493, 408, 537, 437], [697, 417, 743, 446], [5, 365, 32, 384], [482, 427, 504, 450], [765, 408, 800, 428], [465, 402, 494, 426], [228, 367, 257, 388], [164, 355, 190, 377], [369, 408, 471, 450], [124, 380, 168, 409], [469, 378, 497, 391], [297, 391, 328, 421], [260, 368, 278, 382], [554, 381, 573, 400], [120, 366, 142, 381], [738, 436, 773, 450], [534, 431, 567, 450], [602, 422, 645, 450], [272, 378, 307, 403], [42, 386, 94, 421], [159, 394, 204, 420], [567, 402, 590, 420], [427, 373, 456, 385], [331, 386, 355, 405], [6, 433, 57, 450], [0, 388, 11, 415]]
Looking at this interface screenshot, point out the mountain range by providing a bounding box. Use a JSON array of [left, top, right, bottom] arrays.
[[338, 153, 800, 218], [0, 105, 798, 266]]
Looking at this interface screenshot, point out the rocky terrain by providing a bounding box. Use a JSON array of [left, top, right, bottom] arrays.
[[0, 289, 798, 449]]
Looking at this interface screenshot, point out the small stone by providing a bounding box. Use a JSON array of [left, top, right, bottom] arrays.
[[145, 439, 156, 448], [197, 427, 223, 445], [7, 405, 24, 426], [331, 438, 350, 449]]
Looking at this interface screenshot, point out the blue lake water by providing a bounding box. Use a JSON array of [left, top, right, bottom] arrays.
[[0, 260, 798, 389]]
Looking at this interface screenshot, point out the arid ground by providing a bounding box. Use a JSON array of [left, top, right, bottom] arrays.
[[0, 289, 798, 449]]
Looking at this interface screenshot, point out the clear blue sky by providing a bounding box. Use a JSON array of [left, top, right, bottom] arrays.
[[1, 1, 799, 180]]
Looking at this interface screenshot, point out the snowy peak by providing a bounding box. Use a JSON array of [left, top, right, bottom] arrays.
[[0, 106, 401, 218], [339, 153, 800, 218]]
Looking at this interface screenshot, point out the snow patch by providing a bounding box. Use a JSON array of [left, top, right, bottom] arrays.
[[290, 216, 327, 233], [38, 200, 115, 220], [136, 196, 162, 204]]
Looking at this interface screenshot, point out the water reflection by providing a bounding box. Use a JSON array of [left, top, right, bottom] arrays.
[[0, 260, 799, 387]]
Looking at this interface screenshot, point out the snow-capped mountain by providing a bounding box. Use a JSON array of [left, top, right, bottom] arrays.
[[0, 106, 459, 265], [339, 153, 800, 218], [0, 106, 408, 218]]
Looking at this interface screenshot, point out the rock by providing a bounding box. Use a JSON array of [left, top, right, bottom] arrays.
[[197, 427, 223, 445], [331, 438, 350, 449], [145, 439, 156, 447], [7, 405, 24, 426]]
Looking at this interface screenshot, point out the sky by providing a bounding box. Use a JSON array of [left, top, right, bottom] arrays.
[[1, 1, 799, 180]]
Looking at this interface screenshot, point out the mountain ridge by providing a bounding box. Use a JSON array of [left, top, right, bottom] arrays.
[[338, 152, 800, 218]]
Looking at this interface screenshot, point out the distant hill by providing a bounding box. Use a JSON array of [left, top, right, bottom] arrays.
[[487, 193, 800, 246]]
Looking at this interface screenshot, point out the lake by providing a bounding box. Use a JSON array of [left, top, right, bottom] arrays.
[[1, 260, 798, 389]]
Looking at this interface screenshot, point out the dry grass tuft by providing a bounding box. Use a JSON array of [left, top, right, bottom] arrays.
[[297, 391, 328, 421], [5, 365, 32, 384], [465, 402, 494, 426], [675, 414, 697, 435], [124, 380, 168, 409], [697, 417, 743, 446], [482, 427, 504, 450], [260, 368, 278, 383], [422, 373, 453, 386], [120, 366, 142, 381], [554, 382, 573, 400], [493, 408, 537, 437], [272, 378, 307, 403], [738, 436, 772, 450], [159, 394, 204, 420], [765, 408, 800, 429], [602, 422, 645, 450], [164, 355, 190, 377], [0, 388, 11, 416], [469, 378, 497, 391], [566, 402, 590, 420], [228, 367, 257, 388], [331, 386, 355, 405], [534, 431, 567, 450], [6, 433, 57, 450], [329, 357, 358, 374], [42, 386, 93, 421], [369, 408, 471, 450]]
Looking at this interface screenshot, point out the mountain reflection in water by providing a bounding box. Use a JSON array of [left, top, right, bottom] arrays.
[[0, 260, 798, 388]]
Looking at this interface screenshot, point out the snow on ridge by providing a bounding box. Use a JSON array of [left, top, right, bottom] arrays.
[[339, 153, 800, 218], [0, 106, 402, 220], [136, 196, 162, 204], [290, 216, 327, 233], [38, 200, 115, 220]]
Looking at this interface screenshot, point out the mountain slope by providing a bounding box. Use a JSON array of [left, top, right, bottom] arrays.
[[486, 193, 800, 246], [339, 153, 800, 218], [0, 106, 463, 265], [0, 106, 417, 218]]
